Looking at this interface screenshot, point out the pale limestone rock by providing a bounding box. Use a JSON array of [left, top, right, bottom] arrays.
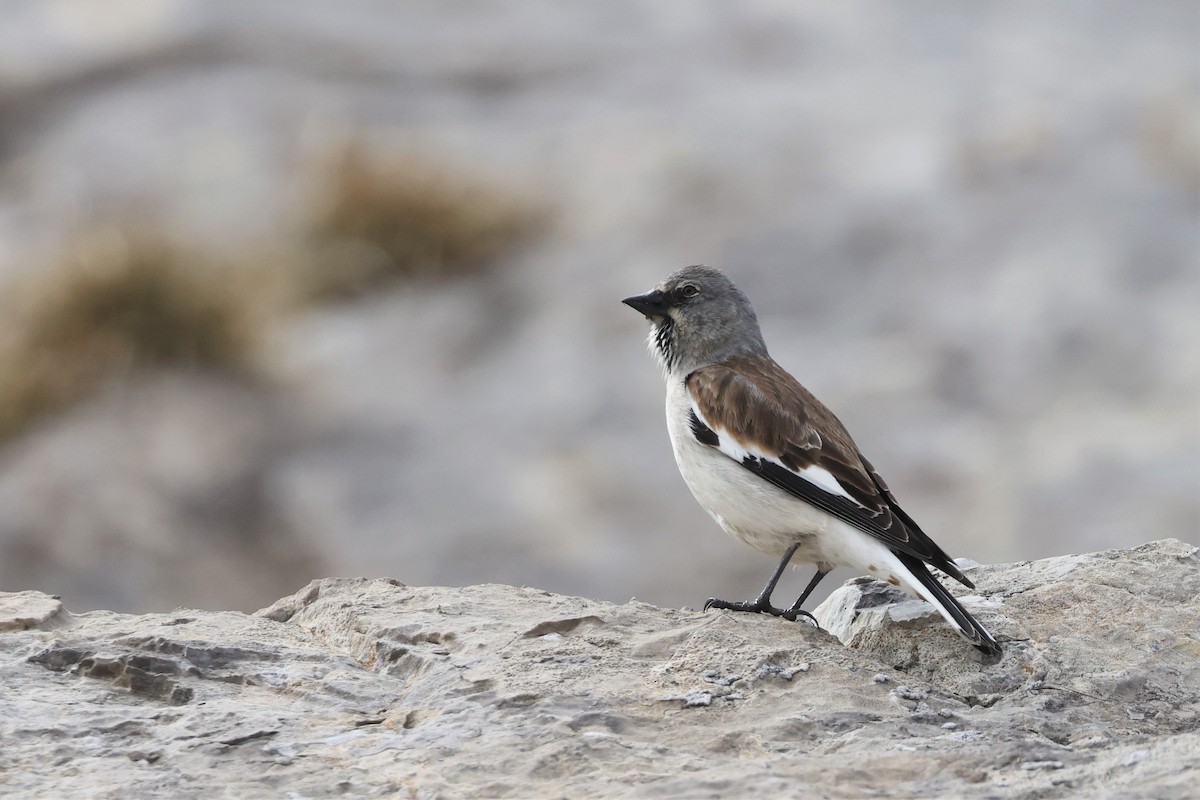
[[0, 540, 1196, 798]]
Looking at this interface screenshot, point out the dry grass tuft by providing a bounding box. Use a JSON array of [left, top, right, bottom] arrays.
[[0, 149, 550, 442], [0, 230, 261, 443], [301, 145, 547, 301]]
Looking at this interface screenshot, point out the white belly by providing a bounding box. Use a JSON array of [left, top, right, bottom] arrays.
[[664, 379, 902, 578], [664, 381, 820, 556]]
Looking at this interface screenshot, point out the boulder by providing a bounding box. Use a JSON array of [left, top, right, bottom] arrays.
[[1, 539, 1196, 798]]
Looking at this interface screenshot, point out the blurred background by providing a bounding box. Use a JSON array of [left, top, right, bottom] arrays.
[[0, 0, 1196, 614]]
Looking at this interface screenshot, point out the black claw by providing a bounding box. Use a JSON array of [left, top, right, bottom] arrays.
[[781, 607, 819, 627], [705, 597, 820, 628]]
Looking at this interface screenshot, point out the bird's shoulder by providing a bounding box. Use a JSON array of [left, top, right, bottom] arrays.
[[684, 355, 878, 505]]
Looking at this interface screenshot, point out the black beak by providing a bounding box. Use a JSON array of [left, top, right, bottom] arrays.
[[622, 289, 669, 319]]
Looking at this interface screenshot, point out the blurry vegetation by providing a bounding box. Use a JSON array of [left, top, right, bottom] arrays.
[[300, 145, 547, 302], [0, 147, 549, 444], [1142, 91, 1200, 195], [0, 231, 261, 443]]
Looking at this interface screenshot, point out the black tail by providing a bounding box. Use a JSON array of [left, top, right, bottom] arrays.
[[895, 551, 1001, 657]]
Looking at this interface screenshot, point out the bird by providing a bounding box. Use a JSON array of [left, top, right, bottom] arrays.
[[623, 265, 1001, 656]]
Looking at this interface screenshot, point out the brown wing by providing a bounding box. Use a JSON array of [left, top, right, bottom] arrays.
[[686, 356, 970, 586]]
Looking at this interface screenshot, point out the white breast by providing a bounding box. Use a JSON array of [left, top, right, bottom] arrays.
[[664, 379, 838, 560]]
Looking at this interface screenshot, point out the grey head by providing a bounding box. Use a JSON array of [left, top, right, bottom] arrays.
[[623, 265, 767, 376]]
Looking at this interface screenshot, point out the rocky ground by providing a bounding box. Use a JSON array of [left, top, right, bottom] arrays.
[[2, 539, 1196, 798]]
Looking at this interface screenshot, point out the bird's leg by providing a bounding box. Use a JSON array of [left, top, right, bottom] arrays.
[[780, 568, 829, 625], [704, 542, 799, 619]]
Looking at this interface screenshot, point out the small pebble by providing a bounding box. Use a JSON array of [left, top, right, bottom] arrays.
[[703, 670, 742, 686], [892, 685, 928, 702], [873, 673, 891, 684]]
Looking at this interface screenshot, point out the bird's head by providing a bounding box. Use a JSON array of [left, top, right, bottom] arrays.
[[623, 265, 767, 375]]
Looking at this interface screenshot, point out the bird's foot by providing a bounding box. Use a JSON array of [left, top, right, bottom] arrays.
[[704, 597, 819, 627], [781, 606, 819, 626]]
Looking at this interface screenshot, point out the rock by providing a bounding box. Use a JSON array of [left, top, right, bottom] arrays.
[[0, 591, 69, 632], [1, 539, 1196, 798]]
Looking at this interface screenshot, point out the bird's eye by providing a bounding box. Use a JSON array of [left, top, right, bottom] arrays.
[[676, 283, 700, 300]]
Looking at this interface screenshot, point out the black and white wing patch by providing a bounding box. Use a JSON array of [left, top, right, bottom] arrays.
[[688, 408, 720, 447], [685, 358, 970, 586]]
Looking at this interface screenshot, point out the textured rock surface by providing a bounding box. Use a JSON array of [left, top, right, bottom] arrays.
[[1, 539, 1197, 798]]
